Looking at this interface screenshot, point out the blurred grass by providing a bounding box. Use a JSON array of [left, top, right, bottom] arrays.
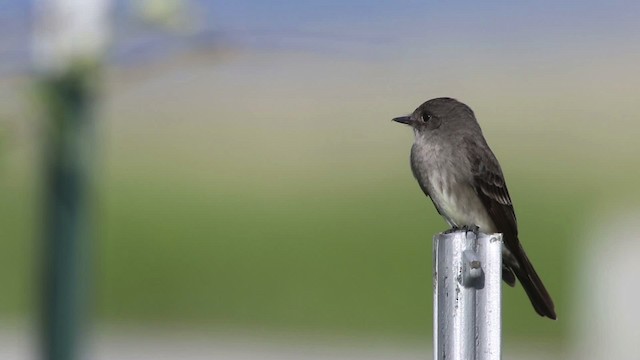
[[0, 181, 36, 317], [94, 173, 592, 340]]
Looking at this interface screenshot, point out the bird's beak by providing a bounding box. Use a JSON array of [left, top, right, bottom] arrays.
[[392, 115, 412, 125]]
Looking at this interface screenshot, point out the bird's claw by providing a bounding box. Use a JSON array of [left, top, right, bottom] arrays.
[[461, 225, 480, 237], [443, 225, 480, 236], [443, 226, 460, 234]]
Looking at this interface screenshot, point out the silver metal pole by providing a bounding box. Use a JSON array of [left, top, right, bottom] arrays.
[[433, 231, 502, 360]]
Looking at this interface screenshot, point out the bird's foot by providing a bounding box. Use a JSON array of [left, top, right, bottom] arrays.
[[461, 224, 480, 237], [443, 226, 461, 234]]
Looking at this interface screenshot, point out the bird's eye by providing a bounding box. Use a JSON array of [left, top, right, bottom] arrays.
[[422, 113, 432, 122]]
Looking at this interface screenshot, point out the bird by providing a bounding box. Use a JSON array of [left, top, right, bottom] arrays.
[[393, 97, 556, 319]]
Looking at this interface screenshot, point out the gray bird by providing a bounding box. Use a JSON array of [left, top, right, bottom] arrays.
[[393, 97, 556, 319]]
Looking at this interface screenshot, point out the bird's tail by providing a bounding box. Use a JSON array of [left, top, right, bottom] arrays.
[[513, 244, 557, 320]]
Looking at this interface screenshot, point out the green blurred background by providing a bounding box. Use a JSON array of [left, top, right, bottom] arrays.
[[2, 0, 640, 356]]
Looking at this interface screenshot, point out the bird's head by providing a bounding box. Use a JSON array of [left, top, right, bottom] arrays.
[[392, 97, 479, 134]]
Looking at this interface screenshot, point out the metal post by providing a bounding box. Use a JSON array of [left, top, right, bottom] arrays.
[[433, 231, 502, 360], [33, 1, 111, 359]]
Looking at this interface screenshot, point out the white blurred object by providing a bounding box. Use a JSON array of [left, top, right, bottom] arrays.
[[572, 208, 640, 360], [32, 0, 112, 73]]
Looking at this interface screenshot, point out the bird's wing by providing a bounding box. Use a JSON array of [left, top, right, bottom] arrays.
[[464, 137, 556, 319], [464, 137, 519, 241], [467, 138, 520, 284]]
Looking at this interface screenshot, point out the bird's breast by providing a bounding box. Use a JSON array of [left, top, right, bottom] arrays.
[[411, 140, 495, 233]]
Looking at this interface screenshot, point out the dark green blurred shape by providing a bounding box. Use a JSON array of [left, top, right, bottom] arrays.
[[38, 64, 99, 360]]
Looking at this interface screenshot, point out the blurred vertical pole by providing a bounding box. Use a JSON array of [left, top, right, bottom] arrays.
[[571, 210, 640, 360], [433, 231, 502, 360], [33, 1, 111, 360]]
